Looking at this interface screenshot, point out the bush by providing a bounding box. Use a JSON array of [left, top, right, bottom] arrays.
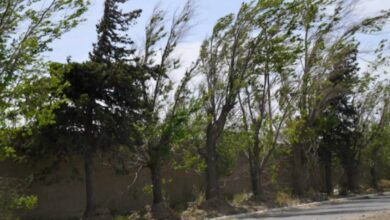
[[0, 177, 37, 220], [232, 192, 252, 206], [379, 179, 390, 189], [274, 191, 299, 207]]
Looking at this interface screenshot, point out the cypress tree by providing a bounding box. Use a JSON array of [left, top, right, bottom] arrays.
[[90, 0, 141, 64], [318, 43, 360, 195]]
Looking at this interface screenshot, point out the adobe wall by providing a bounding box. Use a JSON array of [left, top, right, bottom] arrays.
[[1, 156, 251, 219]]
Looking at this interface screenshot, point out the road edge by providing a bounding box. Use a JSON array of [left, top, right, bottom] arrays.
[[210, 192, 389, 220]]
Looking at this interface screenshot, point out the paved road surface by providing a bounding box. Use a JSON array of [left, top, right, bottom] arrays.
[[226, 193, 390, 220]]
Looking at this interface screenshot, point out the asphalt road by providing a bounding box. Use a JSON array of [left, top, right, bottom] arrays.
[[225, 193, 390, 220]]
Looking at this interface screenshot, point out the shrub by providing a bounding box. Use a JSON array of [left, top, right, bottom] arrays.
[[232, 192, 252, 206], [379, 179, 390, 189], [274, 191, 299, 207], [0, 177, 37, 220]]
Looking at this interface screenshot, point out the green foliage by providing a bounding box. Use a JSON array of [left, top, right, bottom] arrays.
[[232, 192, 252, 206], [217, 130, 249, 176], [0, 0, 89, 157], [0, 1, 89, 178], [362, 82, 390, 173], [0, 146, 17, 161], [285, 119, 305, 146], [212, 14, 234, 37], [143, 184, 153, 196], [142, 178, 172, 199], [90, 0, 141, 63], [1, 0, 390, 215], [274, 190, 299, 206], [0, 2, 87, 216], [172, 112, 207, 173], [0, 177, 38, 219], [12, 60, 148, 171], [379, 126, 390, 162], [13, 195, 38, 210], [173, 150, 206, 173]]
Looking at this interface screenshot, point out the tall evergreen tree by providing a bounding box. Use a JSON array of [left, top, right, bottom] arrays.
[[14, 61, 147, 219], [317, 42, 360, 194], [90, 0, 141, 64], [12, 1, 149, 219]]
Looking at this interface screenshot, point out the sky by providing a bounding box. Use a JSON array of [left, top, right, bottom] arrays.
[[46, 0, 246, 63], [46, 0, 390, 67]]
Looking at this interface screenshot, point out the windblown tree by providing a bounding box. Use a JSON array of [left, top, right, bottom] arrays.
[[110, 1, 196, 217], [289, 0, 390, 196], [236, 0, 298, 199], [367, 86, 390, 189], [197, 2, 259, 200], [358, 76, 390, 190], [3, 0, 390, 218], [354, 37, 390, 190], [0, 0, 89, 158], [0, 1, 88, 218]]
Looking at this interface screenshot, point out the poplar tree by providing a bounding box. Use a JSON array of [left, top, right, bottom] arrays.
[[0, 0, 89, 157]]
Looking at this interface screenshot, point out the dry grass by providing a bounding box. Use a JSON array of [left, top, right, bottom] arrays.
[[378, 179, 390, 189], [231, 192, 252, 206], [180, 204, 208, 220], [274, 191, 300, 207]]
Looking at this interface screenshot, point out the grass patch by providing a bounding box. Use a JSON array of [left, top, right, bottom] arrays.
[[274, 191, 299, 207]]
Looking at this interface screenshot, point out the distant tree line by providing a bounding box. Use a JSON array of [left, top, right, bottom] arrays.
[[1, 0, 390, 219]]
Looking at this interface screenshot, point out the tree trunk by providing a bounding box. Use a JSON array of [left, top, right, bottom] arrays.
[[150, 157, 164, 204], [249, 128, 262, 199], [346, 170, 355, 192], [292, 143, 305, 197], [324, 158, 333, 196], [344, 163, 357, 193], [370, 165, 378, 190], [319, 146, 333, 195], [205, 125, 219, 200], [370, 149, 379, 190], [83, 149, 95, 220], [250, 169, 264, 201], [249, 158, 261, 198]]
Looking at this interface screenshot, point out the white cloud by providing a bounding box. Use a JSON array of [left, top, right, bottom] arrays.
[[173, 42, 201, 68], [170, 41, 202, 83], [353, 0, 390, 18]]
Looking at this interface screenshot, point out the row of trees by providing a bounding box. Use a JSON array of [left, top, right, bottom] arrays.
[[1, 0, 390, 219]]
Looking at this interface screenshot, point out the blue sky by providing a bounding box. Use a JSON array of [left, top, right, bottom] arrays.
[[46, 0, 390, 64], [46, 0, 246, 62]]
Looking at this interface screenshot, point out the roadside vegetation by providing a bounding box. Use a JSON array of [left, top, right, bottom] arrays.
[[1, 0, 390, 219]]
